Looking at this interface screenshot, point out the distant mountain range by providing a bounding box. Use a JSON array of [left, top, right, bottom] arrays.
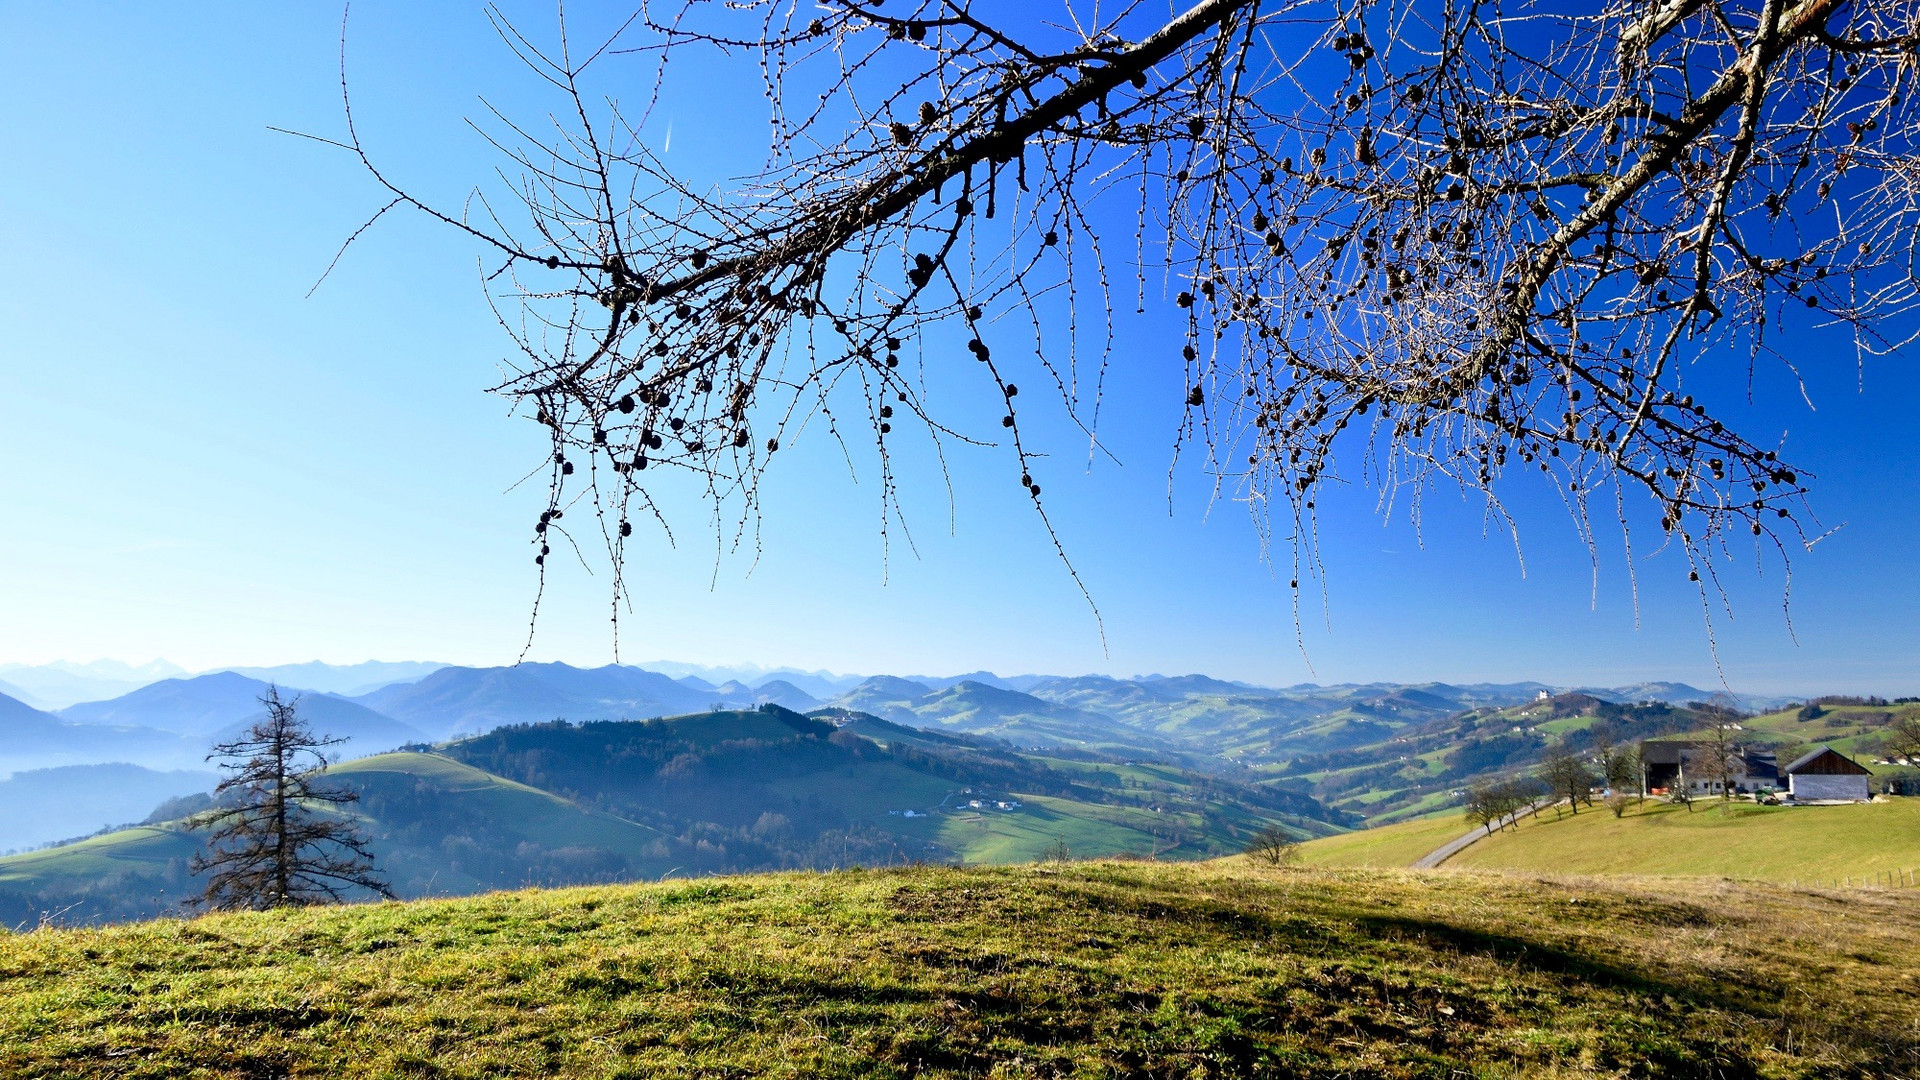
[[352, 663, 720, 739], [55, 673, 425, 749], [61, 671, 308, 736], [208, 661, 448, 697], [630, 661, 863, 701], [0, 659, 438, 709], [0, 677, 48, 712], [825, 677, 1181, 756], [0, 690, 198, 775], [0, 658, 1801, 716], [1, 660, 1803, 782], [0, 659, 189, 710]]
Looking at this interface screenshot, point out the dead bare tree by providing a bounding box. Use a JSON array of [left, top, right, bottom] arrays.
[[191, 688, 392, 911], [1244, 823, 1302, 863], [1540, 746, 1597, 811], [1886, 710, 1920, 764], [1697, 715, 1744, 801], [316, 0, 1920, 649]]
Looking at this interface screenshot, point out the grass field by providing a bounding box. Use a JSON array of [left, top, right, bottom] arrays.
[[1452, 797, 1920, 882], [0, 826, 198, 891], [918, 794, 1174, 863], [4, 860, 1920, 1077], [1294, 812, 1467, 868]]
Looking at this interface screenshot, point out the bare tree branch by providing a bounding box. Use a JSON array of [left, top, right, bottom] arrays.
[[314, 0, 1920, 653]]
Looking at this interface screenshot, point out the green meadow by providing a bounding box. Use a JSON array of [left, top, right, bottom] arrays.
[[4, 860, 1920, 1077], [1293, 811, 1468, 869], [1451, 797, 1920, 883]]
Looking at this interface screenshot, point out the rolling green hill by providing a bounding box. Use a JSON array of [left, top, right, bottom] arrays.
[[1728, 699, 1917, 768], [0, 708, 1342, 926], [3, 861, 1917, 1077], [435, 707, 1339, 866], [330, 752, 681, 891], [0, 752, 685, 927]]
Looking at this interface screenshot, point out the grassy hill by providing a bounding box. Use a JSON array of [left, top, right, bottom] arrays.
[[1297, 796, 1920, 886], [330, 752, 681, 889], [1451, 798, 1920, 883], [1294, 811, 1471, 869], [1732, 700, 1917, 766], [0, 825, 201, 912], [0, 753, 684, 927], [3, 861, 1918, 1077]]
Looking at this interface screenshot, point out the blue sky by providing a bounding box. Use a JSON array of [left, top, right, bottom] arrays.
[[0, 2, 1914, 694]]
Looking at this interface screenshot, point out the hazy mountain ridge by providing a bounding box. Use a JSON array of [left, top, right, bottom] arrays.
[[628, 661, 863, 701], [0, 763, 218, 853], [209, 661, 449, 697], [0, 660, 188, 710], [826, 677, 1182, 757], [0, 689, 200, 775], [16, 662, 1809, 781], [211, 694, 427, 753], [61, 672, 301, 735], [0, 679, 50, 712], [351, 663, 718, 738]]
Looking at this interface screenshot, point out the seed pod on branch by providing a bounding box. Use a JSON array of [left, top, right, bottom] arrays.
[[331, 0, 1915, 656]]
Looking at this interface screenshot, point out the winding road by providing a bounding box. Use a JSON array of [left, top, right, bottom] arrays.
[[1412, 799, 1558, 869]]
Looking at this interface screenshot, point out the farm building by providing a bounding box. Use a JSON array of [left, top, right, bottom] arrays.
[[1639, 741, 1779, 795], [1782, 746, 1873, 802]]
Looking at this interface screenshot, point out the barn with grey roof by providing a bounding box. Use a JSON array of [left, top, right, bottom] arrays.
[[1782, 746, 1872, 802]]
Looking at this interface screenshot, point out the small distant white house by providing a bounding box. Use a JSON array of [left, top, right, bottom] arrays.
[[1783, 746, 1873, 802]]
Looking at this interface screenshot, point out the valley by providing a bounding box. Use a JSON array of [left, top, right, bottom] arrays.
[[0, 704, 1335, 925], [0, 657, 1908, 928]]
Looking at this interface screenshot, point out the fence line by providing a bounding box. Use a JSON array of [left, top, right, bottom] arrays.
[[1791, 868, 1917, 890]]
